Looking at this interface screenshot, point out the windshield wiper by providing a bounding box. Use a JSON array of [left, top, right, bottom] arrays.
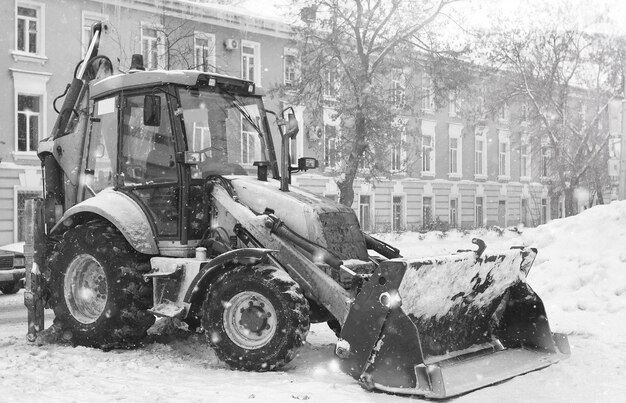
[[220, 89, 264, 136]]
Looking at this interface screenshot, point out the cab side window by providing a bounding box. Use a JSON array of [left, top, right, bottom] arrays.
[[84, 96, 118, 195], [120, 93, 176, 185]]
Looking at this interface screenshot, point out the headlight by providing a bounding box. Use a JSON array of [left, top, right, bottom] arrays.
[[13, 256, 25, 267]]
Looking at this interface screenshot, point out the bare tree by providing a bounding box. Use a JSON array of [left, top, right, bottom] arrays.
[[279, 0, 458, 207], [481, 29, 624, 216]]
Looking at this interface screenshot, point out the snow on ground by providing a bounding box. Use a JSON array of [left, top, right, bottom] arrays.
[[2, 202, 626, 402]]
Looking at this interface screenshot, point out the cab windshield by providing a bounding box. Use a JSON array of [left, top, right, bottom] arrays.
[[179, 87, 271, 178]]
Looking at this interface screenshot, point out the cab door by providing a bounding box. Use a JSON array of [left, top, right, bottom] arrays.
[[117, 91, 181, 240]]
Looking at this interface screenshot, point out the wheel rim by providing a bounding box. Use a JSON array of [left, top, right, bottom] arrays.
[[223, 291, 277, 349], [64, 254, 108, 324]]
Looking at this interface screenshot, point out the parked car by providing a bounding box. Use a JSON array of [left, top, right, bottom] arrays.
[[0, 243, 25, 295]]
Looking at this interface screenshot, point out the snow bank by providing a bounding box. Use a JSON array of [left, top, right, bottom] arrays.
[[377, 200, 626, 337], [516, 201, 626, 317]]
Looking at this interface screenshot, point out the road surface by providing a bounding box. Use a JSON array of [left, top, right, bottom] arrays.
[[0, 289, 54, 327]]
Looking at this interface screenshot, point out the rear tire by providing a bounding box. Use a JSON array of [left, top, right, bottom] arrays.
[[48, 220, 155, 348], [202, 265, 309, 371], [0, 281, 21, 295]]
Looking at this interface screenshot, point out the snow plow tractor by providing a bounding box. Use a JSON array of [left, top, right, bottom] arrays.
[[23, 22, 569, 398]]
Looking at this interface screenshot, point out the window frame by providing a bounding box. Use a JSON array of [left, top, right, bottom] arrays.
[[391, 68, 406, 110], [391, 194, 406, 232], [449, 196, 459, 228], [141, 22, 165, 70], [474, 126, 487, 180], [358, 194, 373, 232], [11, 69, 50, 158], [323, 124, 339, 170], [448, 123, 463, 179], [13, 1, 46, 63], [323, 67, 338, 99], [421, 73, 434, 113], [541, 146, 551, 178], [390, 118, 407, 173], [194, 31, 216, 72], [498, 130, 511, 181], [241, 40, 261, 85], [520, 139, 531, 181], [283, 47, 298, 87], [421, 120, 436, 177], [422, 196, 433, 228], [475, 196, 485, 227]]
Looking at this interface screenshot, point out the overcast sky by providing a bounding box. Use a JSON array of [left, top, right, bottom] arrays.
[[234, 0, 626, 36]]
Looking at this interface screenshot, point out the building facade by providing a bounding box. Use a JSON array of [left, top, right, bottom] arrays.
[[0, 0, 565, 244]]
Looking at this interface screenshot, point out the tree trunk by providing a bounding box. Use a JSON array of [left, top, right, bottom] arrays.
[[563, 187, 577, 217], [336, 112, 367, 208]]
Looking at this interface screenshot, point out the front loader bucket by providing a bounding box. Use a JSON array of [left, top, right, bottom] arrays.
[[337, 246, 570, 399]]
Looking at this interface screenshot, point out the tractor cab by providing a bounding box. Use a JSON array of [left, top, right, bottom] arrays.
[[67, 69, 284, 257]]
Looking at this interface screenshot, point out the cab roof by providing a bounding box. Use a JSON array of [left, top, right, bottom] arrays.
[[90, 69, 262, 99]]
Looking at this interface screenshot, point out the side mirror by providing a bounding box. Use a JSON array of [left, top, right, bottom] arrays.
[[144, 95, 161, 126], [285, 113, 299, 139]]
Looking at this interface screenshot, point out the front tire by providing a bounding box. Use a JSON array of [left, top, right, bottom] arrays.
[[48, 220, 155, 348], [202, 265, 309, 371]]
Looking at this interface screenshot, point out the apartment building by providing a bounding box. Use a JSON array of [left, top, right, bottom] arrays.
[[0, 0, 292, 244], [0, 0, 576, 244]]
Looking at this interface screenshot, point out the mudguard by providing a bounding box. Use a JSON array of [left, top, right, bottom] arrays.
[[50, 188, 158, 255], [338, 246, 570, 399]]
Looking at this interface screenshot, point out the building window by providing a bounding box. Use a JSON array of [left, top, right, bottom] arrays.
[[475, 126, 486, 178], [421, 73, 434, 112], [391, 68, 406, 109], [323, 68, 338, 98], [541, 198, 548, 224], [422, 135, 434, 173], [449, 124, 462, 178], [359, 195, 372, 232], [16, 4, 42, 55], [422, 196, 433, 228], [449, 198, 458, 228], [242, 40, 261, 84], [448, 92, 458, 117], [449, 137, 459, 174], [82, 12, 107, 58], [283, 48, 298, 86], [541, 147, 550, 177], [194, 32, 216, 72], [16, 190, 42, 242], [391, 121, 406, 172], [499, 142, 509, 176], [324, 125, 338, 169], [17, 94, 41, 152], [498, 200, 507, 227], [498, 103, 510, 122], [520, 143, 531, 179], [521, 198, 529, 226], [520, 102, 529, 123], [141, 25, 163, 70], [498, 131, 510, 179], [241, 117, 260, 164], [392, 195, 405, 231], [475, 196, 484, 227]]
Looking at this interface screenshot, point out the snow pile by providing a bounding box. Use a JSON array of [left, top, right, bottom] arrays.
[[2, 201, 626, 402], [517, 201, 626, 317], [378, 200, 626, 337]]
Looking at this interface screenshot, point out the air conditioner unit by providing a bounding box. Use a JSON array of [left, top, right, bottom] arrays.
[[224, 39, 239, 50], [307, 126, 322, 141]]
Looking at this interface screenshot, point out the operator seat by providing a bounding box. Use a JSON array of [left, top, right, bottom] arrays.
[[145, 133, 177, 182]]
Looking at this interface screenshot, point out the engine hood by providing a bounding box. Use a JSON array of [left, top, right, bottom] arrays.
[[227, 176, 368, 260]]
